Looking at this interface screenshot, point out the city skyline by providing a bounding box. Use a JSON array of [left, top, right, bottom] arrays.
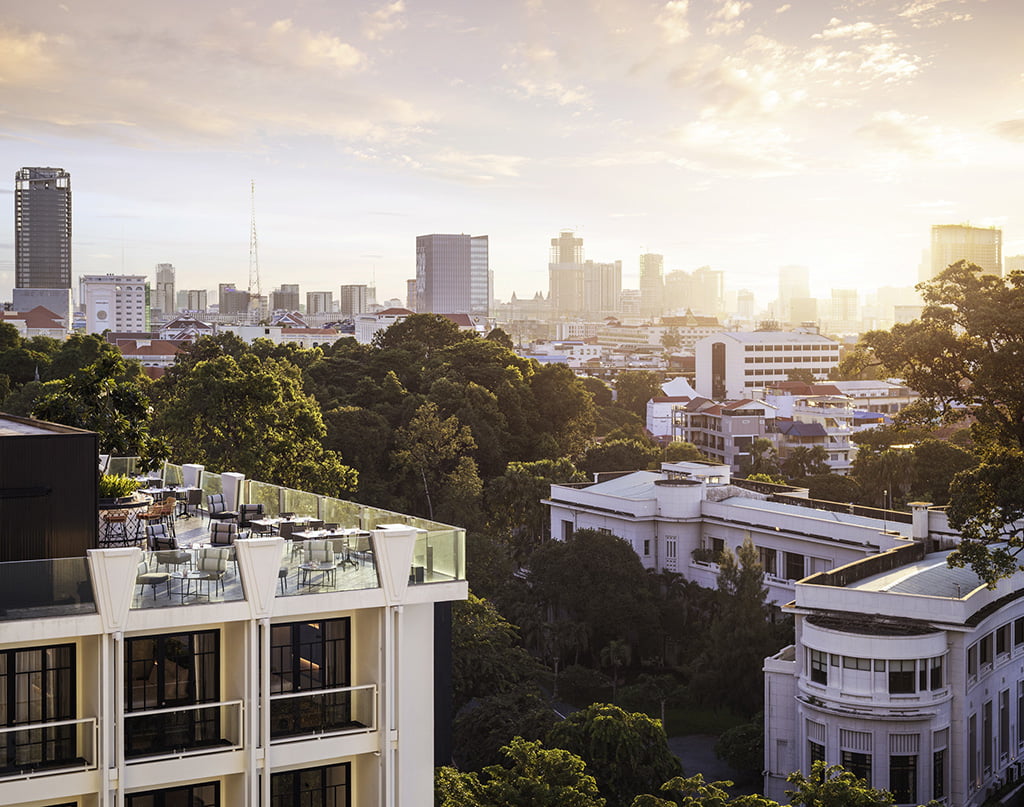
[[0, 0, 1021, 305]]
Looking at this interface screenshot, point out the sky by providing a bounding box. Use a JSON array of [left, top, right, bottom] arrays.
[[0, 0, 1021, 307]]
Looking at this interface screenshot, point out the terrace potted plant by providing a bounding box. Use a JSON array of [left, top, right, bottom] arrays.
[[98, 473, 142, 505]]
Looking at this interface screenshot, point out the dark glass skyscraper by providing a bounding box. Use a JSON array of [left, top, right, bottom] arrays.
[[15, 167, 72, 290], [415, 234, 489, 316]]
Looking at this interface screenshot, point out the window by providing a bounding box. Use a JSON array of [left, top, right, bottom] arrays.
[[983, 700, 993, 773], [843, 657, 871, 670], [932, 748, 946, 800], [270, 619, 353, 739], [841, 750, 871, 784], [809, 741, 825, 765], [1000, 689, 1011, 759], [969, 714, 978, 787], [785, 552, 805, 581], [929, 657, 943, 689], [967, 644, 978, 678], [980, 633, 993, 666], [643, 539, 650, 556], [889, 755, 917, 804], [997, 624, 1010, 656], [888, 660, 915, 694], [271, 762, 350, 807], [562, 520, 573, 541], [127, 782, 219, 807], [758, 547, 777, 576], [1016, 618, 1024, 647], [124, 631, 220, 758], [0, 644, 76, 772], [809, 650, 828, 685], [666, 538, 677, 559]]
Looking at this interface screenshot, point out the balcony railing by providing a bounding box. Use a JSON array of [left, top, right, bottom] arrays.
[[124, 700, 243, 762], [0, 557, 96, 621], [269, 684, 376, 743], [0, 717, 98, 780]]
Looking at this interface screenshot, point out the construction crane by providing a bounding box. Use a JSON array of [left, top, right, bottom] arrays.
[[248, 180, 261, 316]]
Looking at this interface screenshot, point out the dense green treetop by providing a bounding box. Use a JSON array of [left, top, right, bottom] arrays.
[[615, 371, 663, 419]]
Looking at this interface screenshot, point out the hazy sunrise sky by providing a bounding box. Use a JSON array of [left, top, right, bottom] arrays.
[[0, 0, 1021, 305]]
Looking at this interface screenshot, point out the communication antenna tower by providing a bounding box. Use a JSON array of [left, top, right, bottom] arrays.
[[248, 179, 262, 313]]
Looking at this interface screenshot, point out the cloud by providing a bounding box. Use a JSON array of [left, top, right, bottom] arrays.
[[0, 28, 67, 84], [363, 1, 406, 41], [707, 1, 753, 37], [513, 78, 591, 108], [657, 1, 691, 44], [268, 19, 365, 72], [856, 111, 934, 155], [993, 119, 1024, 142], [671, 118, 802, 177], [897, 0, 974, 27], [812, 18, 892, 41]]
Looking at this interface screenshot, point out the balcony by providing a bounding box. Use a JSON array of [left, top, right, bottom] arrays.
[[0, 717, 98, 781], [269, 684, 376, 743], [124, 700, 243, 762]]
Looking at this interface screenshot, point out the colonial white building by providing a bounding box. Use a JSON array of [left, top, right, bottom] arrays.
[[80, 274, 150, 334], [544, 462, 952, 607], [765, 544, 1024, 807]]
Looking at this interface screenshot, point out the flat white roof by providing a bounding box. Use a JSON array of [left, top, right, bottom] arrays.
[[708, 331, 837, 345]]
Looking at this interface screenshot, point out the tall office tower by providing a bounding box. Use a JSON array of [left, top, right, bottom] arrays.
[[548, 230, 585, 316], [582, 260, 622, 315], [415, 234, 489, 316], [270, 283, 300, 311], [306, 291, 333, 315], [153, 263, 175, 315], [1005, 255, 1024, 276], [80, 274, 149, 334], [663, 269, 693, 312], [218, 283, 251, 316], [176, 289, 208, 312], [15, 167, 72, 290], [829, 288, 860, 335], [691, 266, 725, 317], [639, 253, 664, 319], [339, 284, 370, 317], [778, 265, 810, 323], [406, 279, 417, 311], [931, 224, 1002, 278]]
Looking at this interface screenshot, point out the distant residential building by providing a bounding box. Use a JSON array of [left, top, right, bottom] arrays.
[[639, 253, 664, 319], [736, 289, 755, 320], [177, 288, 208, 312], [159, 315, 215, 341], [667, 398, 779, 470], [218, 284, 251, 317], [828, 379, 919, 414], [597, 313, 724, 354], [416, 233, 489, 316], [828, 289, 859, 335], [222, 323, 344, 349], [113, 338, 184, 373], [354, 307, 414, 344], [153, 263, 175, 315], [270, 283, 300, 312], [340, 284, 371, 317], [583, 260, 622, 315], [663, 266, 724, 317], [306, 291, 333, 315], [695, 331, 841, 400], [773, 393, 854, 475], [15, 166, 71, 291], [80, 274, 149, 334], [0, 305, 69, 339], [931, 224, 1002, 279]]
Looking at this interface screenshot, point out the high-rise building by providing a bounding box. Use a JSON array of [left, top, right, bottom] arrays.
[[406, 279, 417, 311], [583, 260, 622, 315], [691, 266, 725, 317], [153, 263, 175, 315], [930, 224, 1002, 278], [778, 265, 810, 323], [340, 285, 370, 317], [306, 291, 333, 315], [270, 284, 300, 312], [736, 289, 755, 320], [219, 283, 251, 317], [1005, 255, 1024, 276], [829, 289, 860, 335], [548, 230, 585, 316], [80, 274, 149, 333], [177, 289, 209, 312], [639, 253, 664, 319], [415, 234, 489, 316], [15, 167, 72, 290]]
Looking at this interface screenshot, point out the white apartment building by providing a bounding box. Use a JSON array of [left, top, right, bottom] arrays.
[[0, 451, 467, 807], [695, 331, 841, 400], [765, 543, 1024, 807], [80, 274, 150, 334], [222, 324, 345, 349], [772, 394, 855, 475], [544, 462, 951, 607], [829, 379, 920, 415]]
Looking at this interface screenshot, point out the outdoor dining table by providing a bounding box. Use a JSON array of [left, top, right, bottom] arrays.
[[292, 529, 369, 568]]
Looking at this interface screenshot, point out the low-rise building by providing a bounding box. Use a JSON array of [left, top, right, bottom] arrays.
[[545, 462, 949, 607], [0, 305, 69, 338], [765, 543, 1024, 807]]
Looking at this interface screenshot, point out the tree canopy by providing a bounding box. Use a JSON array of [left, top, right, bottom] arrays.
[[850, 261, 1024, 583]]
